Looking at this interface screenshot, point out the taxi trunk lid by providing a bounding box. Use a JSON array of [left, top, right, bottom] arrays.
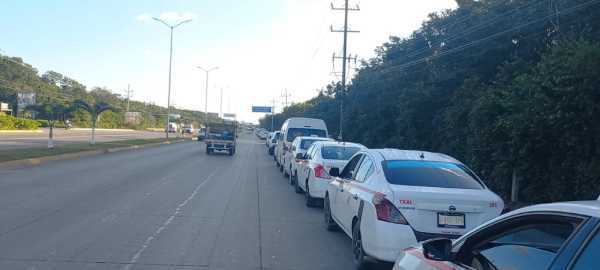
[[388, 185, 502, 237]]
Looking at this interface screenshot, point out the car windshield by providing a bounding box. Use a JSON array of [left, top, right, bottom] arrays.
[[321, 146, 361, 160], [286, 128, 326, 142], [382, 160, 483, 189]]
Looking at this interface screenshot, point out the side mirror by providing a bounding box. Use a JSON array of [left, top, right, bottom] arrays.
[[422, 238, 453, 261], [295, 153, 305, 160], [329, 168, 340, 177]]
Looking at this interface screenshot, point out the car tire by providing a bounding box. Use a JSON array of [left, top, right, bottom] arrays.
[[305, 180, 318, 208], [352, 220, 369, 270], [294, 177, 303, 194], [324, 194, 338, 231], [206, 146, 210, 155], [289, 171, 295, 186]]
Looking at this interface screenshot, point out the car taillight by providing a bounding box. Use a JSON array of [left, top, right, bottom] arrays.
[[373, 194, 409, 225], [313, 164, 330, 179]]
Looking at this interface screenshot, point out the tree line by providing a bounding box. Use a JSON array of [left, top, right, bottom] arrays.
[[0, 56, 214, 131], [260, 0, 600, 203]]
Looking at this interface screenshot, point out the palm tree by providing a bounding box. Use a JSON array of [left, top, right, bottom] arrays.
[[27, 100, 70, 149], [73, 99, 115, 145]]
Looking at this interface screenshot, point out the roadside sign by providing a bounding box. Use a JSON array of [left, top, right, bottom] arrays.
[[223, 113, 236, 118], [252, 106, 272, 113]]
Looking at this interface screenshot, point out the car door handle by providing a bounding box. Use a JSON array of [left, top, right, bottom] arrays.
[[352, 194, 358, 200]]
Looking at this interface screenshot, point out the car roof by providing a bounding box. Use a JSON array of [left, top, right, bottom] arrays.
[[292, 136, 332, 142], [509, 200, 600, 218], [365, 149, 461, 164], [315, 141, 366, 148]]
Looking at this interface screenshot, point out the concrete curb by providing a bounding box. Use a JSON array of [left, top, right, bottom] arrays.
[[0, 139, 187, 170], [0, 129, 44, 133]]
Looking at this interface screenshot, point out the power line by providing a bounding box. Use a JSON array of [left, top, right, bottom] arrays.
[[382, 0, 600, 74], [402, 0, 550, 62]]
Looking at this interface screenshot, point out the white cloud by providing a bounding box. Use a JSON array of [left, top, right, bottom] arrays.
[[136, 13, 151, 22]]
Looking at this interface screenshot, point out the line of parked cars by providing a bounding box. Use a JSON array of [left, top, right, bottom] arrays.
[[263, 117, 600, 270]]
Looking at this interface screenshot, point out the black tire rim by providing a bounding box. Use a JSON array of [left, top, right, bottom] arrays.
[[352, 225, 363, 263]]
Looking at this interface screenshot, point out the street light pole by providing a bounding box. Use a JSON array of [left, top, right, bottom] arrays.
[[153, 17, 192, 139], [196, 66, 219, 126]]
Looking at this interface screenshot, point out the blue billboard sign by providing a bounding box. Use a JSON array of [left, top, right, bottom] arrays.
[[252, 106, 272, 113]]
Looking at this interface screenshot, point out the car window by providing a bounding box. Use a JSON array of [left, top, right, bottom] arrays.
[[340, 154, 363, 179], [381, 160, 483, 189], [286, 128, 327, 142], [321, 146, 361, 160], [300, 139, 321, 150], [353, 157, 373, 182], [458, 221, 577, 270], [571, 227, 600, 270]]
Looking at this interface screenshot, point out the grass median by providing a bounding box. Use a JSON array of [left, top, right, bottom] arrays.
[[0, 138, 187, 163]]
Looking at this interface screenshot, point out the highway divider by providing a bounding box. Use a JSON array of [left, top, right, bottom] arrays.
[[0, 138, 189, 169]]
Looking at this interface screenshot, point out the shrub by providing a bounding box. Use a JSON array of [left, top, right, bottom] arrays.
[[0, 115, 41, 130]]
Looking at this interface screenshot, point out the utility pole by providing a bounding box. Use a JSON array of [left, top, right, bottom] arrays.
[[196, 66, 219, 126], [153, 17, 192, 139], [271, 98, 277, 132], [219, 87, 223, 118], [331, 0, 359, 140], [281, 89, 291, 108], [125, 84, 133, 112]]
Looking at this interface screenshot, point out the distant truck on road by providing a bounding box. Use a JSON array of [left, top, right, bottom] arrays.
[[204, 120, 237, 155]]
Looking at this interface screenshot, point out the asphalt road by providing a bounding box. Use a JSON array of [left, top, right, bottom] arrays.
[[0, 128, 167, 150], [0, 132, 387, 270]]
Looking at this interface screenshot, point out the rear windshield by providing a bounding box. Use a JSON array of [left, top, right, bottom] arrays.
[[381, 160, 483, 189], [321, 146, 361, 160], [287, 128, 326, 142], [300, 139, 324, 150]]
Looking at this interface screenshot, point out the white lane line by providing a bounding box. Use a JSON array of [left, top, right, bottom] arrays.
[[122, 170, 217, 270]]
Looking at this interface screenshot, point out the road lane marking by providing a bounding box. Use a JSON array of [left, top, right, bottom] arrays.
[[122, 170, 218, 270]]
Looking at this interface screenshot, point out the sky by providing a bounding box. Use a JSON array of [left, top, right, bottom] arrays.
[[1, 0, 457, 123]]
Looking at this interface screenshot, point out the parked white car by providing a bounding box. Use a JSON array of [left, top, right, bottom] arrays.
[[275, 117, 328, 173], [294, 141, 366, 207], [392, 198, 600, 270], [283, 136, 334, 181], [324, 149, 504, 268], [267, 131, 281, 155]]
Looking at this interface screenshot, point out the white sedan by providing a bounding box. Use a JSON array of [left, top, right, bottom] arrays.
[[294, 141, 366, 207], [393, 198, 600, 270], [283, 136, 333, 179], [324, 149, 504, 268]]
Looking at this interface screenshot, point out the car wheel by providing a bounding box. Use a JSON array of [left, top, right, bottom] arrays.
[[352, 221, 368, 270], [289, 171, 294, 186], [324, 194, 338, 231], [305, 180, 318, 208], [294, 176, 303, 194], [206, 146, 210, 155]]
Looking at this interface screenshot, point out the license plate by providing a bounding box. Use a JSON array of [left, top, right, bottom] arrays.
[[437, 212, 465, 228]]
